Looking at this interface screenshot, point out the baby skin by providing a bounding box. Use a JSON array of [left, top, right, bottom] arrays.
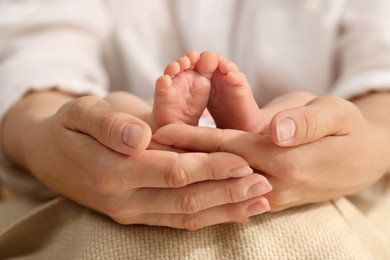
[[151, 51, 261, 133]]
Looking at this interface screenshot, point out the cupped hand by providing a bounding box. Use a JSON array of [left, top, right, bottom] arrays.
[[153, 95, 390, 211], [2, 91, 272, 229]]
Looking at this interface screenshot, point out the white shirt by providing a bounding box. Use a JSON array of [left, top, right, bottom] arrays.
[[1, 0, 390, 193]]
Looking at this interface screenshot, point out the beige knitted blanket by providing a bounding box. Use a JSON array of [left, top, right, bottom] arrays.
[[0, 179, 390, 259]]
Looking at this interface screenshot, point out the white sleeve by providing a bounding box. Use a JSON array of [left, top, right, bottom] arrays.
[[0, 0, 111, 121], [0, 0, 111, 195], [330, 0, 390, 99]]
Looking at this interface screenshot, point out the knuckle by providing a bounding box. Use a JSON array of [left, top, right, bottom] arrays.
[[110, 213, 138, 225], [164, 161, 191, 188], [267, 188, 306, 212], [100, 194, 138, 225], [178, 190, 202, 213], [267, 192, 290, 211], [181, 214, 205, 231], [317, 96, 362, 130], [282, 162, 301, 183], [59, 96, 108, 126], [301, 110, 318, 141], [58, 100, 83, 126], [318, 96, 351, 119], [268, 151, 303, 184], [98, 112, 120, 143], [66, 98, 86, 118], [228, 204, 248, 222], [111, 217, 130, 225], [106, 209, 125, 222], [225, 185, 242, 203], [99, 200, 126, 220], [216, 129, 229, 152], [71, 96, 106, 116], [199, 153, 215, 180]]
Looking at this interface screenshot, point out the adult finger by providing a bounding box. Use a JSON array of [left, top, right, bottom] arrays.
[[59, 96, 152, 155], [114, 150, 255, 189], [128, 174, 272, 214], [118, 196, 270, 230], [152, 124, 290, 178], [259, 91, 316, 135], [269, 96, 361, 147], [153, 124, 266, 159]]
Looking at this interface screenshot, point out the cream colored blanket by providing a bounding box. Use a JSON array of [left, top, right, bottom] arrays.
[[0, 177, 390, 260]]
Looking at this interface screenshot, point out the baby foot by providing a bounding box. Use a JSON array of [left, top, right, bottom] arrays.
[[151, 51, 219, 132], [208, 56, 262, 133]]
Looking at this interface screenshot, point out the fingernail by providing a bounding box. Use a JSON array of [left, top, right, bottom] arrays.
[[277, 117, 296, 143], [228, 166, 253, 178], [246, 198, 270, 216], [122, 124, 146, 149], [247, 182, 272, 197]]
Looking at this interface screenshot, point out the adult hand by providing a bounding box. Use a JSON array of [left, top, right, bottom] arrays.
[[1, 91, 271, 229], [153, 95, 390, 211], [257, 91, 316, 135]]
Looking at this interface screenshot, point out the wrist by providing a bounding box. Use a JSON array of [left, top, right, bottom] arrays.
[[380, 125, 390, 173], [1, 90, 75, 169], [369, 122, 390, 174], [352, 92, 390, 172], [386, 133, 390, 173]]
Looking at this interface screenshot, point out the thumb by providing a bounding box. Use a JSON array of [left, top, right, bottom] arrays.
[[270, 96, 358, 147], [62, 96, 152, 155]]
